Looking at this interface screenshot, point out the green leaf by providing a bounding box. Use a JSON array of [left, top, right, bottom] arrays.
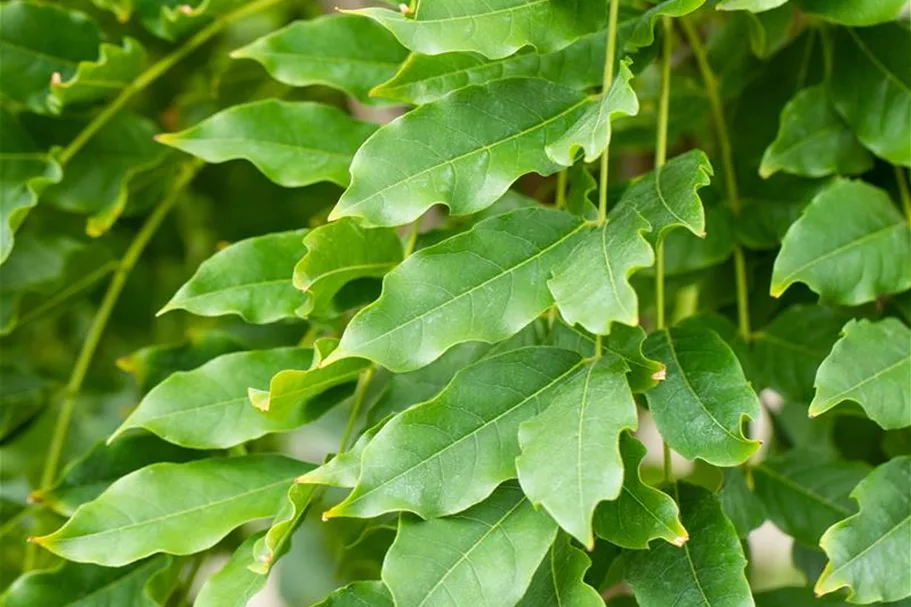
[[34, 454, 310, 566], [816, 456, 911, 603], [329, 80, 590, 227], [0, 367, 48, 443], [313, 581, 394, 607], [516, 356, 638, 547], [760, 86, 872, 179], [624, 483, 753, 607], [298, 415, 392, 489], [372, 32, 606, 105], [294, 219, 402, 319], [644, 326, 761, 467], [516, 533, 603, 607], [327, 208, 585, 372], [771, 180, 911, 305], [794, 0, 910, 26], [325, 346, 584, 519], [231, 14, 408, 105], [43, 112, 167, 237], [716, 0, 788, 11], [737, 175, 827, 250], [548, 204, 653, 335], [160, 229, 308, 324], [810, 318, 911, 430], [350, 0, 608, 60], [545, 60, 639, 165], [660, 207, 736, 276], [593, 434, 689, 549], [194, 532, 267, 607], [2, 556, 176, 607], [718, 467, 766, 538], [381, 482, 558, 607], [752, 450, 870, 546], [156, 100, 376, 188], [0, 111, 63, 265], [619, 0, 706, 51], [829, 25, 911, 166], [132, 0, 244, 41], [48, 38, 145, 114], [250, 483, 316, 574], [111, 348, 315, 449], [752, 304, 846, 404]]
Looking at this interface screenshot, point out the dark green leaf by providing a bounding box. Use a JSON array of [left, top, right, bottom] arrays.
[[517, 533, 603, 607], [718, 467, 766, 538], [0, 368, 47, 443], [795, 0, 910, 26], [313, 581, 394, 606]]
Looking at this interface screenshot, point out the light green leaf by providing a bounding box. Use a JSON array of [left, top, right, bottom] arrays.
[[829, 25, 911, 166], [34, 455, 310, 566], [752, 304, 845, 404], [0, 111, 63, 265], [160, 229, 307, 324], [231, 14, 408, 105], [760, 86, 872, 179], [752, 450, 870, 546], [546, 60, 639, 165], [816, 456, 911, 603], [516, 356, 638, 547], [372, 32, 606, 105], [625, 483, 754, 607], [329, 79, 590, 227], [298, 415, 392, 489], [382, 482, 559, 607], [327, 208, 585, 372], [314, 581, 394, 607], [771, 180, 911, 305], [294, 219, 402, 319], [516, 533, 603, 607], [111, 348, 315, 449], [2, 556, 176, 607], [157, 100, 376, 188], [716, 0, 788, 11], [194, 532, 267, 607], [548, 204, 653, 335], [794, 0, 910, 26], [48, 38, 145, 114], [350, 0, 608, 60], [718, 467, 766, 538], [594, 434, 688, 549], [810, 318, 911, 430], [644, 326, 761, 467], [250, 483, 316, 574], [325, 347, 583, 520], [620, 0, 707, 51]]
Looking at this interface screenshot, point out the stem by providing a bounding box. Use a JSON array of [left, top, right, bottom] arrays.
[[555, 169, 568, 209], [56, 0, 285, 166], [339, 366, 376, 452], [663, 442, 673, 483], [404, 219, 420, 257], [896, 165, 911, 223], [654, 17, 672, 333], [597, 0, 622, 224], [680, 18, 752, 341]]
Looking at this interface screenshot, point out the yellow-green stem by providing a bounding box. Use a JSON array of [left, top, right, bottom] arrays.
[[597, 0, 622, 224], [681, 18, 751, 341], [555, 169, 568, 209], [404, 219, 420, 257], [654, 17, 673, 333], [57, 0, 286, 166], [896, 166, 911, 224], [339, 366, 376, 452]]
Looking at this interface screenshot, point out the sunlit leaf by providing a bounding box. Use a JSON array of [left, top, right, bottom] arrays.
[[716, 0, 788, 11], [795, 0, 910, 26], [619, 0, 706, 51], [194, 532, 267, 607], [314, 581, 394, 606], [250, 483, 316, 574]]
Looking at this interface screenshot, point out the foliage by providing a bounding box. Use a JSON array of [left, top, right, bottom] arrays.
[[0, 0, 909, 606]]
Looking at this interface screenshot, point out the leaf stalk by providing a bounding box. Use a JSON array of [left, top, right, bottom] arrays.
[[597, 0, 622, 225]]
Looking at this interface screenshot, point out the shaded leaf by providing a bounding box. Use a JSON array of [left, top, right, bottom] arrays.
[[48, 37, 145, 114], [644, 326, 761, 466], [194, 532, 267, 607], [132, 0, 244, 41], [661, 207, 735, 276], [718, 467, 766, 538], [314, 581, 394, 607], [250, 483, 316, 574], [771, 180, 911, 305], [0, 367, 48, 443], [816, 456, 911, 603], [810, 318, 911, 430], [34, 455, 310, 566], [157, 100, 376, 188], [516, 533, 603, 607], [620, 0, 706, 51], [736, 175, 827, 250], [160, 229, 308, 324], [795, 0, 910, 26], [382, 482, 558, 607]]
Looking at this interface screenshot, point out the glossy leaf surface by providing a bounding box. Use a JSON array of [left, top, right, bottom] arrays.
[[194, 532, 267, 607]]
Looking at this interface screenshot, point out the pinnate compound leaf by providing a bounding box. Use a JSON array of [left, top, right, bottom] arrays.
[[328, 208, 585, 372], [330, 80, 590, 227], [760, 86, 872, 179], [625, 483, 754, 607], [771, 180, 911, 305], [33, 455, 310, 567], [314, 581, 394, 606], [752, 450, 870, 546], [829, 25, 911, 166], [382, 482, 558, 607], [794, 0, 910, 26], [326, 347, 584, 519], [594, 434, 688, 549], [161, 229, 307, 324], [111, 348, 315, 449], [294, 219, 402, 319], [2, 556, 176, 607], [545, 60, 639, 165], [48, 37, 145, 114], [516, 356, 638, 547], [157, 100, 376, 188], [350, 0, 608, 60], [232, 14, 408, 105], [644, 326, 761, 467], [810, 318, 911, 430], [194, 532, 267, 607], [816, 456, 911, 603], [516, 533, 602, 607]]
